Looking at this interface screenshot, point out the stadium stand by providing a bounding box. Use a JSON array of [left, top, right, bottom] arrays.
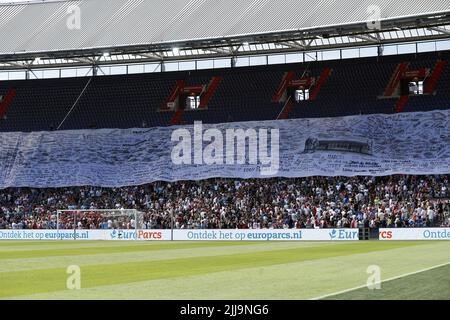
[[0, 51, 449, 132], [1, 175, 449, 230], [1, 0, 450, 233]]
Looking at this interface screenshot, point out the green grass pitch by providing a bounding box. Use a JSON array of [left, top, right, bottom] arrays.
[[0, 240, 449, 300]]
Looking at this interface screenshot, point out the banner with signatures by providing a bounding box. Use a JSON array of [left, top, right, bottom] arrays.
[[0, 109, 449, 188]]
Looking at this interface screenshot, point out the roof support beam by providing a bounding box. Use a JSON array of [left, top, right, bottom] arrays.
[[1, 61, 28, 68], [0, 22, 449, 70], [278, 40, 310, 50], [138, 52, 164, 60], [428, 26, 450, 35], [207, 47, 233, 55], [349, 34, 380, 43]]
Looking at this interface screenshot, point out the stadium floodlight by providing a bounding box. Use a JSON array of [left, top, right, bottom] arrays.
[[33, 57, 41, 64], [172, 47, 180, 55], [102, 52, 110, 57]]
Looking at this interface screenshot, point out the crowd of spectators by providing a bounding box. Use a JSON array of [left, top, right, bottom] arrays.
[[1, 175, 449, 230]]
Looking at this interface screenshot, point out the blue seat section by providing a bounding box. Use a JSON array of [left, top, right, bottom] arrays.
[[0, 50, 448, 132], [290, 56, 397, 118], [406, 51, 450, 113], [0, 78, 87, 132], [59, 73, 175, 130], [182, 68, 284, 125]]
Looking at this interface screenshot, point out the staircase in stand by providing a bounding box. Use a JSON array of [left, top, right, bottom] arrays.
[[0, 88, 16, 119]]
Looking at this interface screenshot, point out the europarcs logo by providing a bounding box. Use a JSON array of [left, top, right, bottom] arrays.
[[329, 229, 359, 240], [110, 229, 136, 240]]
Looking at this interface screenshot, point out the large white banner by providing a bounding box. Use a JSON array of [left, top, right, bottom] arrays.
[[1, 109, 450, 188], [173, 229, 359, 241], [379, 228, 450, 240]]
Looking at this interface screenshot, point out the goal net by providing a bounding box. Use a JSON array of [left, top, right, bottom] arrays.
[[56, 209, 144, 231]]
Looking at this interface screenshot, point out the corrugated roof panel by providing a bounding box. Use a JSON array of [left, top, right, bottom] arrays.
[[0, 4, 26, 29], [0, 0, 449, 54]]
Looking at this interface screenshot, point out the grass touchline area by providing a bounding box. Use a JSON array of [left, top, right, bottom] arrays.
[[0, 240, 449, 300]]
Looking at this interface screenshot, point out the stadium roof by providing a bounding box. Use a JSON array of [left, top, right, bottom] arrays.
[[0, 0, 450, 69]]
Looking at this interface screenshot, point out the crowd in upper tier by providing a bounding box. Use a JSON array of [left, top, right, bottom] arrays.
[[1, 175, 449, 230]]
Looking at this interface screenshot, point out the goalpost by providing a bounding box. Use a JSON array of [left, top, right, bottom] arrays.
[[56, 209, 144, 239]]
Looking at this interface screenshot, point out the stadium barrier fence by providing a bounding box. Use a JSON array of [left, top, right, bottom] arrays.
[[0, 228, 359, 241], [2, 228, 450, 241]]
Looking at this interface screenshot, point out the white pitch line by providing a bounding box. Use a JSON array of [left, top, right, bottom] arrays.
[[310, 261, 450, 300]]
